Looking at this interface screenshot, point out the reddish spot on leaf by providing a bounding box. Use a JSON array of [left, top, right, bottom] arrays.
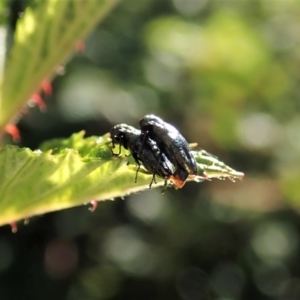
[[42, 80, 53, 95], [75, 40, 85, 53], [89, 200, 98, 212], [10, 222, 18, 233], [5, 124, 20, 142], [30, 93, 46, 111], [20, 107, 28, 115]]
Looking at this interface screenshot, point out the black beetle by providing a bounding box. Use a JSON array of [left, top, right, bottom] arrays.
[[110, 124, 174, 190], [139, 114, 197, 188]]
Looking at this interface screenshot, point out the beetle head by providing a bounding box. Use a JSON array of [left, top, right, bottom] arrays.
[[110, 124, 140, 149]]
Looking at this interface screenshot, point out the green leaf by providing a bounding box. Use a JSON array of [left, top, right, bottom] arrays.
[[0, 0, 120, 128], [0, 132, 244, 228]]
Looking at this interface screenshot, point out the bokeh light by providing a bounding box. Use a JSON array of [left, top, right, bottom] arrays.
[[44, 238, 79, 279], [251, 221, 298, 262]]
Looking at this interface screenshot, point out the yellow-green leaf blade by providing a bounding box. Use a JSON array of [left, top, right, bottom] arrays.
[[0, 132, 244, 227]]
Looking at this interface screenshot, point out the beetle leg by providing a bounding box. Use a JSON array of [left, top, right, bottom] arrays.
[[135, 164, 140, 183], [149, 173, 156, 189], [164, 178, 168, 188], [132, 152, 141, 183], [150, 173, 158, 188], [160, 178, 168, 194]]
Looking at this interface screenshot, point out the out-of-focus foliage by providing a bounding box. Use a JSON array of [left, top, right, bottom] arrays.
[[1, 0, 300, 300], [0, 0, 8, 25], [0, 0, 119, 128]]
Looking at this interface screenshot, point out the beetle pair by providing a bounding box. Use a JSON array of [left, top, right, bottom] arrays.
[[110, 114, 198, 192]]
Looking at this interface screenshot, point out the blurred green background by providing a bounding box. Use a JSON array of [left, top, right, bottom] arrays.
[[1, 0, 300, 299]]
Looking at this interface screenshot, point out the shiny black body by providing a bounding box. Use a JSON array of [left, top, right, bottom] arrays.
[[110, 124, 173, 189], [139, 114, 197, 183]]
